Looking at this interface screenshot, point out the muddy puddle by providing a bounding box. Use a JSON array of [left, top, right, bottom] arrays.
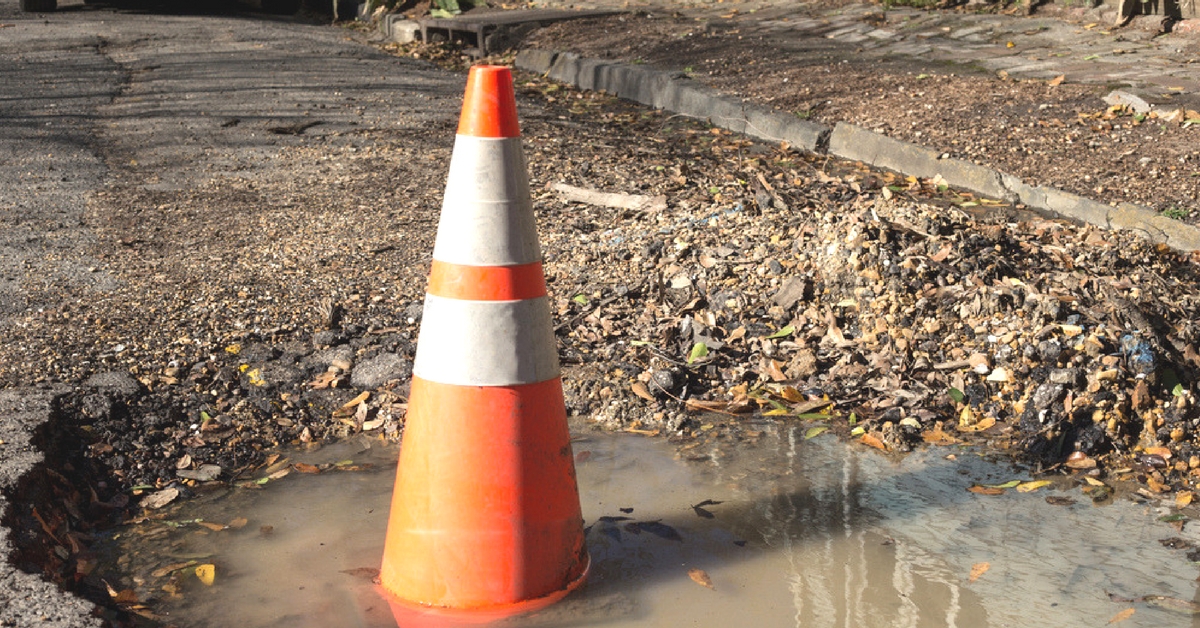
[[98, 420, 1200, 627]]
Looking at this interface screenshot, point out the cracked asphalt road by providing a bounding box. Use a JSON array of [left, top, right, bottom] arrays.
[[0, 2, 461, 624]]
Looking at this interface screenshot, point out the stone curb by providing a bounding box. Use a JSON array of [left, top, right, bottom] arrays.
[[515, 49, 1200, 253], [378, 14, 419, 43]]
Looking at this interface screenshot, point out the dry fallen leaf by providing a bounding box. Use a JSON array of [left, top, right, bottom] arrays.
[[631, 381, 656, 402], [293, 462, 322, 474], [332, 391, 370, 418], [228, 517, 249, 529], [1048, 74, 1066, 87], [1145, 446, 1173, 459], [1107, 608, 1135, 624], [968, 485, 1005, 495], [688, 568, 715, 589], [958, 417, 996, 433], [150, 561, 197, 578], [1016, 480, 1052, 493], [1177, 492, 1194, 508], [860, 433, 887, 451], [340, 567, 381, 581], [969, 562, 990, 583], [141, 487, 180, 510], [922, 428, 960, 445]]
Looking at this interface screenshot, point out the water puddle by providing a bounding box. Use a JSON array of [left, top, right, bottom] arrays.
[[100, 420, 1200, 627]]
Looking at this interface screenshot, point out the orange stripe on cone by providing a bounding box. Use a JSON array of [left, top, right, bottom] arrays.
[[427, 260, 547, 301], [380, 65, 588, 620]]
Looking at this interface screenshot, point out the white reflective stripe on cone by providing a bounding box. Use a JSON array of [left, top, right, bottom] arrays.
[[412, 294, 561, 387], [432, 136, 541, 267]]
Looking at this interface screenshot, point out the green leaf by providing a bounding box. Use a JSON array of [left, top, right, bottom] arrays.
[[256, 477, 270, 485], [766, 325, 795, 339], [848, 411, 858, 426], [916, 73, 930, 79], [430, 7, 456, 17], [1083, 54, 1100, 60], [1159, 513, 1188, 522], [983, 480, 1022, 489], [850, 426, 866, 436], [948, 387, 965, 404], [1174, 383, 1185, 397], [573, 294, 589, 305], [804, 426, 829, 440], [688, 342, 709, 364]]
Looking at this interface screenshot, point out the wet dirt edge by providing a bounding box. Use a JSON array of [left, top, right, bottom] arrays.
[[0, 387, 104, 628]]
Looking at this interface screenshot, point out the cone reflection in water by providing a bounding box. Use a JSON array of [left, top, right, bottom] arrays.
[[379, 65, 589, 617]]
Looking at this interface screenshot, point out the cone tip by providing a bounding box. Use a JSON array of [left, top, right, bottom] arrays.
[[458, 65, 520, 138]]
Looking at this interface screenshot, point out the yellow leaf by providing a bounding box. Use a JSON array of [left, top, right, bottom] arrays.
[[688, 568, 715, 589], [195, 564, 216, 586], [1016, 480, 1052, 493], [959, 405, 975, 426], [1177, 491, 1194, 507], [1108, 608, 1135, 624], [780, 386, 804, 403], [959, 417, 996, 432], [969, 562, 990, 583], [1083, 476, 1106, 487]]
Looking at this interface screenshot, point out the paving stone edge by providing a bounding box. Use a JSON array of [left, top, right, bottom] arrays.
[[516, 49, 1200, 253]]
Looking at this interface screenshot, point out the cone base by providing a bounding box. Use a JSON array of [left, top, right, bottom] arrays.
[[384, 555, 590, 627]]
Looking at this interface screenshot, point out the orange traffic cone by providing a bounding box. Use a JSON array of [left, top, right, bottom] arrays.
[[379, 65, 589, 618]]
